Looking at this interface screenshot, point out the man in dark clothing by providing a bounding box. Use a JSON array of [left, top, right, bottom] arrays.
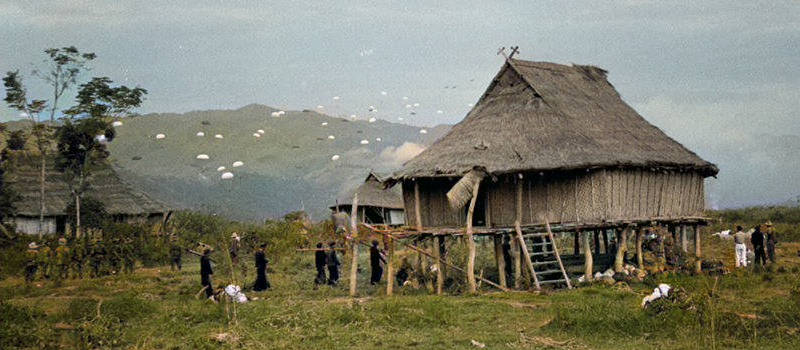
[[501, 236, 513, 281], [169, 237, 182, 271], [314, 242, 327, 285], [751, 226, 767, 266], [253, 243, 270, 291], [765, 221, 777, 263], [200, 249, 214, 300], [326, 242, 340, 285], [90, 240, 106, 278], [369, 240, 386, 285]]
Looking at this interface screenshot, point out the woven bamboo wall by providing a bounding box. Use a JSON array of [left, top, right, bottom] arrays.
[[403, 169, 706, 228]]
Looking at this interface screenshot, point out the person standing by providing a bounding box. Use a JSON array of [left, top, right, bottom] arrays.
[[38, 241, 52, 280], [751, 225, 767, 266], [326, 242, 340, 285], [25, 242, 39, 283], [765, 220, 778, 263], [55, 237, 70, 279], [90, 239, 106, 277], [200, 248, 214, 300], [369, 240, 386, 285], [314, 242, 327, 285], [71, 238, 86, 279], [733, 226, 748, 268], [253, 243, 270, 291], [169, 236, 182, 271]]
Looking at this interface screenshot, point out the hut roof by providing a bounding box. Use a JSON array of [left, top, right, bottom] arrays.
[[4, 152, 169, 217], [391, 58, 718, 180], [331, 172, 404, 210]]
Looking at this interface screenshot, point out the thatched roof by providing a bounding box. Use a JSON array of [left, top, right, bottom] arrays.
[[391, 58, 718, 180], [331, 172, 404, 210], [4, 152, 169, 217]]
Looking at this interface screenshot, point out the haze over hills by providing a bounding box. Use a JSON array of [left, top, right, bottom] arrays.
[[107, 104, 449, 221]]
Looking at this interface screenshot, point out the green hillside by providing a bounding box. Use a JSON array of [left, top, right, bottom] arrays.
[[107, 104, 448, 221]]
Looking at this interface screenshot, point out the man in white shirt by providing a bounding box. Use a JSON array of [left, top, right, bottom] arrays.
[[733, 226, 748, 268]]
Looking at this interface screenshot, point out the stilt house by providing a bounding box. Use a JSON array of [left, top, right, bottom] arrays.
[[332, 172, 405, 226]]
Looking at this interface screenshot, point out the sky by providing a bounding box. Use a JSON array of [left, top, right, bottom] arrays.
[[2, 0, 799, 208]]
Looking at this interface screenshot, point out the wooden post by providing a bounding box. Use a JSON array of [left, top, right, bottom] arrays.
[[386, 236, 395, 296], [694, 224, 702, 274], [602, 230, 610, 254], [511, 234, 521, 289], [465, 180, 481, 293], [635, 228, 644, 269], [582, 230, 593, 281], [680, 224, 688, 253], [658, 227, 667, 266], [573, 231, 580, 255], [515, 178, 539, 290], [435, 235, 444, 294], [494, 235, 507, 288], [593, 230, 600, 255], [349, 194, 359, 297], [414, 182, 422, 232], [614, 226, 629, 272]]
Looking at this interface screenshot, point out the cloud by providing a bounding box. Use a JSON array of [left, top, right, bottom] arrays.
[[379, 142, 425, 167]]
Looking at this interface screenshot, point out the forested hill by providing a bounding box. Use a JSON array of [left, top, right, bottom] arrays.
[[107, 104, 449, 221]]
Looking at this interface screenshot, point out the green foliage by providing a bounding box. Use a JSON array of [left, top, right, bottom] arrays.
[[65, 196, 109, 230], [0, 301, 46, 348], [6, 130, 27, 150]]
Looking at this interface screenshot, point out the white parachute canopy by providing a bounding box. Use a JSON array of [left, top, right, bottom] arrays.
[[196, 131, 205, 137], [398, 117, 404, 121], [420, 129, 428, 134], [413, 103, 420, 107], [221, 172, 234, 180], [316, 105, 324, 109], [402, 96, 408, 100], [217, 166, 226, 172], [360, 139, 369, 145], [321, 122, 328, 126], [331, 155, 340, 161], [253, 133, 261, 137], [332, 96, 340, 100], [328, 135, 335, 140], [257, 129, 265, 134], [380, 91, 387, 96], [368, 117, 376, 123], [350, 114, 357, 119], [232, 161, 244, 167], [375, 137, 382, 142], [155, 134, 166, 139], [196, 154, 210, 160], [111, 121, 123, 127], [270, 111, 281, 117], [405, 104, 412, 108], [215, 134, 224, 139], [436, 110, 444, 114]]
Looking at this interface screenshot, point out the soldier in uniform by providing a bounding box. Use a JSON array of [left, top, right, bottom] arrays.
[[70, 238, 87, 279], [122, 239, 135, 274], [38, 241, 52, 280], [326, 241, 340, 285], [108, 238, 122, 274], [55, 237, 70, 279], [25, 242, 39, 283], [169, 235, 182, 271], [90, 239, 106, 277]]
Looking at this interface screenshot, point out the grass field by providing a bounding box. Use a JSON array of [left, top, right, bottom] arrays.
[[2, 238, 799, 349]]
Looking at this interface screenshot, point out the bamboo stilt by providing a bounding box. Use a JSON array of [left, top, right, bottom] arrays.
[[582, 230, 593, 281], [386, 237, 394, 296], [494, 235, 507, 288], [511, 234, 521, 289], [694, 224, 702, 274], [435, 236, 444, 294], [636, 228, 644, 269], [614, 226, 629, 272], [680, 224, 688, 253], [465, 180, 481, 293], [349, 194, 359, 297]]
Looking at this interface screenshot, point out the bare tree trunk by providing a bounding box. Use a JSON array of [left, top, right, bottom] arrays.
[[465, 180, 481, 294], [349, 194, 359, 297], [39, 154, 45, 236], [75, 195, 81, 238]]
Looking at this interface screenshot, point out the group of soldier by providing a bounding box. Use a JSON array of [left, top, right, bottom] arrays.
[[25, 236, 136, 283]]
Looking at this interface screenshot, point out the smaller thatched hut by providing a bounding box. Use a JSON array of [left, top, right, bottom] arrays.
[[331, 172, 405, 226], [3, 152, 170, 234]]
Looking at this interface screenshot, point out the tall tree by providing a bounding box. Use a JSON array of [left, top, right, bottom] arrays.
[[33, 46, 96, 123], [3, 70, 51, 235], [57, 77, 146, 236]]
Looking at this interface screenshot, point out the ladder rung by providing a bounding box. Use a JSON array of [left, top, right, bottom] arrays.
[[527, 242, 552, 247], [529, 251, 554, 257], [532, 260, 558, 266], [523, 232, 549, 237], [535, 269, 563, 275], [539, 279, 566, 285]]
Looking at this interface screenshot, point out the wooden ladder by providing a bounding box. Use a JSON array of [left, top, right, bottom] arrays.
[[523, 222, 573, 289]]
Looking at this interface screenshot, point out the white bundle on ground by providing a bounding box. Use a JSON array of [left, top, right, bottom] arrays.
[[641, 284, 671, 308], [224, 285, 248, 303], [112, 121, 123, 127], [712, 230, 732, 239], [94, 134, 108, 144]]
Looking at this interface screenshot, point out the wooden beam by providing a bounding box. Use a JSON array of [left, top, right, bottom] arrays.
[[465, 180, 481, 293], [414, 182, 422, 231], [694, 224, 702, 274], [494, 235, 507, 288], [349, 194, 359, 297], [582, 230, 593, 281], [635, 228, 644, 269], [435, 236, 444, 294], [386, 236, 394, 296], [515, 178, 540, 290], [545, 220, 572, 289], [511, 233, 521, 289], [680, 224, 688, 253]]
